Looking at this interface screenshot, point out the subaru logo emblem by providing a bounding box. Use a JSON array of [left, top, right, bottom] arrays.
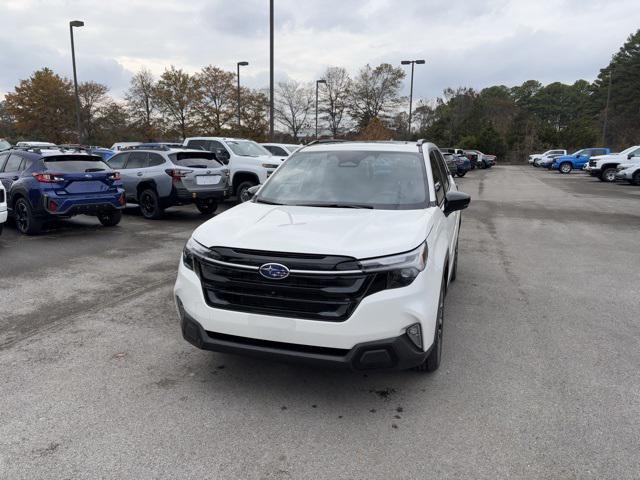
[[259, 263, 290, 280]]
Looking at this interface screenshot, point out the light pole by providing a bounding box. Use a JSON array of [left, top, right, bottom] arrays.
[[269, 0, 274, 140], [400, 59, 425, 138], [315, 79, 326, 139], [236, 61, 249, 132], [69, 20, 84, 143]]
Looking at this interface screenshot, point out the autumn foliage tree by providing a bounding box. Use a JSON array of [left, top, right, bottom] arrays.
[[4, 68, 75, 143]]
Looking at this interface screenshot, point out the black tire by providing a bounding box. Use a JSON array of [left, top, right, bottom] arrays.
[[600, 167, 617, 183], [98, 209, 122, 227], [457, 171, 466, 178], [14, 197, 43, 235], [632, 171, 640, 186], [559, 162, 572, 174], [196, 200, 218, 215], [138, 189, 164, 219], [236, 180, 257, 203], [416, 276, 445, 373]]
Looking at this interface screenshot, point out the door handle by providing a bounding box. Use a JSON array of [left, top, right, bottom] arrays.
[[136, 172, 143, 177]]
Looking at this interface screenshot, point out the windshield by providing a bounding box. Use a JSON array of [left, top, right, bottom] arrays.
[[255, 150, 429, 210], [619, 145, 638, 155], [226, 140, 271, 157], [169, 152, 222, 168], [570, 150, 584, 156]]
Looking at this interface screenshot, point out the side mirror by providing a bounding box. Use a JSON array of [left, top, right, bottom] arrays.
[[628, 153, 633, 160], [444, 191, 470, 216], [246, 185, 261, 200]]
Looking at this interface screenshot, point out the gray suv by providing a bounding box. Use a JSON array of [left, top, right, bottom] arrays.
[[107, 147, 230, 219]]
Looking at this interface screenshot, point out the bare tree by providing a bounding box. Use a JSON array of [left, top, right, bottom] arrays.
[[195, 66, 236, 134], [78, 81, 109, 144], [239, 87, 269, 140], [153, 66, 199, 139], [274, 80, 314, 141], [124, 69, 156, 138], [349, 63, 406, 129], [319, 66, 351, 136]]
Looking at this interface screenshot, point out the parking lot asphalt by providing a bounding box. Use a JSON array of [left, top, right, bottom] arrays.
[[1, 166, 639, 479]]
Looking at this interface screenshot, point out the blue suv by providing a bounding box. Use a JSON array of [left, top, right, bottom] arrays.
[[0, 147, 125, 235]]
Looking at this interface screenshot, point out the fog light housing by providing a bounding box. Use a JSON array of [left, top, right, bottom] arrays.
[[406, 323, 423, 349]]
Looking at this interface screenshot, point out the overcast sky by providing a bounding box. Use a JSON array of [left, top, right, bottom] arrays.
[[1, 0, 638, 101]]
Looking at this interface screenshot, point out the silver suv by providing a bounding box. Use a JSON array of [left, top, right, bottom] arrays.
[[106, 146, 230, 219]]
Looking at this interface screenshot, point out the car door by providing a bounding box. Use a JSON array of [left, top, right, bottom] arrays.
[[430, 149, 458, 269], [120, 151, 148, 198], [107, 152, 132, 197], [0, 152, 11, 190], [0, 153, 25, 193]]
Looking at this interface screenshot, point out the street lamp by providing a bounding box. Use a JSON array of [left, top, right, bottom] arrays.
[[269, 0, 274, 140], [69, 20, 84, 143], [236, 61, 249, 132], [315, 79, 326, 139], [401, 59, 425, 138]]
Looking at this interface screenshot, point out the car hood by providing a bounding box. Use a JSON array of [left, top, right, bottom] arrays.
[[591, 153, 621, 162], [192, 202, 434, 258]]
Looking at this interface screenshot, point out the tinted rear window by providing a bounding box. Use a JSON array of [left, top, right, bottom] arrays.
[[44, 156, 110, 173], [169, 152, 221, 168]]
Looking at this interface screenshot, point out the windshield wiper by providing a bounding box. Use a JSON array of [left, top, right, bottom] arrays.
[[294, 203, 374, 209], [255, 198, 285, 205]]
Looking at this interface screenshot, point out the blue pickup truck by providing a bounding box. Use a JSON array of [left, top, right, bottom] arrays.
[[551, 147, 611, 174]]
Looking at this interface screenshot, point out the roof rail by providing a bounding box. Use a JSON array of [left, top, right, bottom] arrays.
[[122, 144, 171, 151], [305, 139, 350, 146], [416, 139, 427, 152]]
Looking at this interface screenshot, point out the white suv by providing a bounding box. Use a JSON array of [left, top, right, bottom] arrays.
[[183, 137, 286, 202], [174, 140, 470, 372], [0, 182, 7, 235]]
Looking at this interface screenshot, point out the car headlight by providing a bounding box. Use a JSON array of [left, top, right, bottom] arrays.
[[358, 243, 428, 288], [182, 236, 210, 271]]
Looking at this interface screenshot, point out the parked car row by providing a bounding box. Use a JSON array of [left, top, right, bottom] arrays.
[[439, 148, 496, 177], [528, 144, 640, 185], [0, 137, 303, 235]]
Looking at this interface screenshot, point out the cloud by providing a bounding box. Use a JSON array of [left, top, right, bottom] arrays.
[[0, 0, 638, 102]]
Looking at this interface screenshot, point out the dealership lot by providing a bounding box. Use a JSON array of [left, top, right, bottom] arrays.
[[1, 166, 639, 479]]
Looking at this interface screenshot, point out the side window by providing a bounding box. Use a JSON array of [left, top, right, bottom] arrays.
[[209, 141, 225, 152], [429, 150, 446, 206], [3, 154, 23, 173], [186, 140, 208, 151], [266, 146, 287, 156], [434, 150, 450, 191], [108, 153, 128, 169], [0, 153, 10, 171], [126, 152, 149, 169], [148, 153, 166, 167]]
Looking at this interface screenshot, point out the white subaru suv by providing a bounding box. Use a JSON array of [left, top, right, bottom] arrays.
[[174, 140, 470, 372]]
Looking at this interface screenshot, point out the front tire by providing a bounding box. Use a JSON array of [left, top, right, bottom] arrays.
[[632, 171, 640, 186], [416, 277, 445, 373], [236, 180, 257, 203], [457, 171, 466, 178], [14, 198, 43, 235], [600, 168, 617, 183], [138, 189, 164, 219], [196, 200, 218, 215], [559, 162, 572, 174], [98, 210, 122, 227]]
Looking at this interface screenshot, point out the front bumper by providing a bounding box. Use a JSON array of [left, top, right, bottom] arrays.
[[616, 171, 632, 180], [173, 255, 440, 370], [178, 308, 428, 370], [172, 185, 230, 203]]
